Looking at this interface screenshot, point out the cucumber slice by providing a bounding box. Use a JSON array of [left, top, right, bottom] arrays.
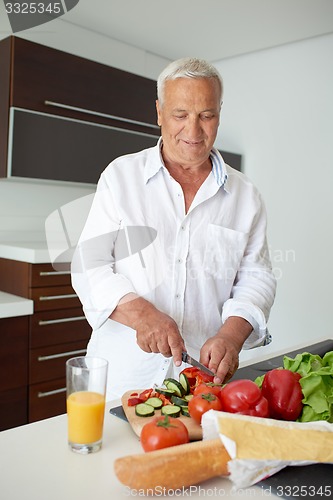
[[161, 405, 181, 417], [180, 406, 190, 417], [184, 394, 194, 402], [171, 395, 188, 406], [179, 373, 191, 395], [135, 403, 155, 417], [163, 378, 184, 397], [145, 397, 163, 409], [155, 387, 175, 397]]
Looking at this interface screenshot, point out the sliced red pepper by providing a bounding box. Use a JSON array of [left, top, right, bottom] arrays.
[[261, 368, 303, 421], [127, 397, 144, 406], [139, 388, 154, 401], [157, 393, 172, 406], [180, 367, 214, 393]]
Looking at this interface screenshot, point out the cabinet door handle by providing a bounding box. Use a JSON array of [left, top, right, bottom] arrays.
[[39, 271, 71, 276], [38, 348, 87, 362], [38, 316, 86, 326], [39, 293, 77, 301], [38, 387, 67, 398], [44, 100, 160, 131]]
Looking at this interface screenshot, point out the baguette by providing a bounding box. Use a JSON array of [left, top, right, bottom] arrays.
[[114, 438, 230, 492]]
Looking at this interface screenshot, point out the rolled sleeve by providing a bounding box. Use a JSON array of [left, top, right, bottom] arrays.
[[221, 298, 272, 349]]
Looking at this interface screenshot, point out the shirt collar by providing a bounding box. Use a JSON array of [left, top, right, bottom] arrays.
[[144, 138, 229, 192]]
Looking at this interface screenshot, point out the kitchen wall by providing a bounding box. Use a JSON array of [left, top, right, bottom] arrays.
[[0, 18, 169, 243], [0, 15, 332, 356], [215, 33, 333, 357]]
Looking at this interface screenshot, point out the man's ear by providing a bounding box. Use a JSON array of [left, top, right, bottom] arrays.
[[156, 99, 162, 127]]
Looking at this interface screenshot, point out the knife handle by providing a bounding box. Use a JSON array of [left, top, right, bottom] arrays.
[[114, 438, 230, 491]]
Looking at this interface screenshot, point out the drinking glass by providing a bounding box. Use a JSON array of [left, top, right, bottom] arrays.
[[66, 356, 108, 454]]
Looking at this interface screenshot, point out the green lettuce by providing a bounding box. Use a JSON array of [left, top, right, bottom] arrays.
[[283, 351, 333, 423]]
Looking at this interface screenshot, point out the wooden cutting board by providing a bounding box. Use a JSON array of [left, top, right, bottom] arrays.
[[121, 390, 203, 441]]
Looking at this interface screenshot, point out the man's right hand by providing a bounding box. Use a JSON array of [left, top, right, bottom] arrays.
[[110, 294, 185, 366]]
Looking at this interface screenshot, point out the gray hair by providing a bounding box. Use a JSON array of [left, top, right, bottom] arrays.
[[157, 57, 223, 106]]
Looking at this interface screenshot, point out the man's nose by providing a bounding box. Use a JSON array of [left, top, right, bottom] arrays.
[[185, 116, 202, 138]]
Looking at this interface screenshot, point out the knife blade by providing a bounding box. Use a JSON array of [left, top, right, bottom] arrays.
[[181, 351, 215, 377]]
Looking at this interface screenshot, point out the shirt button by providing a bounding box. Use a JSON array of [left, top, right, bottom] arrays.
[[181, 225, 186, 231], [175, 294, 181, 299], [177, 258, 183, 264]]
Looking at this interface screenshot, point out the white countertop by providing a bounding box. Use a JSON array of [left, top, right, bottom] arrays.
[[0, 291, 33, 319], [0, 241, 51, 263], [0, 401, 273, 500], [1, 337, 331, 500]]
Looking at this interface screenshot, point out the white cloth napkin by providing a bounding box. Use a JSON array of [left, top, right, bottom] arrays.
[[201, 410, 333, 490]]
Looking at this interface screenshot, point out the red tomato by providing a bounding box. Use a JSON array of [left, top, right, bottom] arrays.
[[180, 367, 214, 393], [219, 379, 269, 418], [188, 393, 222, 424], [194, 382, 222, 397], [140, 415, 189, 452]]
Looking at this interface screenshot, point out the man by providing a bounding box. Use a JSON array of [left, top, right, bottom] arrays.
[[72, 58, 276, 400]]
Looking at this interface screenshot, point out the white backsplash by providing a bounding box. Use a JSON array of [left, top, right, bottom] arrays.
[[0, 178, 95, 243]]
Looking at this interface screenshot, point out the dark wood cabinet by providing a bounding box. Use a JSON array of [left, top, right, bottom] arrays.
[[0, 258, 91, 425], [0, 36, 160, 182], [0, 315, 29, 430], [8, 37, 158, 129], [0, 36, 241, 183]]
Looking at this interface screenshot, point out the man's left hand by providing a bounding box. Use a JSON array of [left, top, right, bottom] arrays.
[[200, 317, 253, 384]]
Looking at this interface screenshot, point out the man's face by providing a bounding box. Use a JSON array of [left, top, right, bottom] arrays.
[[156, 77, 221, 168]]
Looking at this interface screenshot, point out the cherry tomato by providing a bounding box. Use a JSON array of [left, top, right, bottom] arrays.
[[180, 367, 214, 393], [219, 379, 269, 418], [188, 392, 222, 424], [193, 382, 222, 398], [140, 415, 189, 452]]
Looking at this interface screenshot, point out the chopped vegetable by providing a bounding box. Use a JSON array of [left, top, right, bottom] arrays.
[[128, 397, 144, 407], [180, 406, 190, 417], [139, 388, 154, 401], [179, 373, 190, 394], [171, 395, 188, 406], [261, 369, 303, 421], [145, 397, 163, 409], [135, 403, 155, 417], [179, 367, 214, 393], [161, 405, 181, 417], [155, 387, 175, 397], [219, 379, 269, 418], [163, 378, 185, 397]]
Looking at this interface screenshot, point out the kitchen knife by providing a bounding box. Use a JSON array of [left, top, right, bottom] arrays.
[[181, 351, 215, 377]]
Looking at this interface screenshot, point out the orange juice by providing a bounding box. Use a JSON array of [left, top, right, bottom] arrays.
[[67, 391, 105, 444]]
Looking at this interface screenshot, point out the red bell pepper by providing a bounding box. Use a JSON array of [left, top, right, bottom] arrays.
[[261, 368, 303, 421], [127, 397, 144, 406], [219, 379, 270, 417], [127, 388, 154, 406], [180, 367, 214, 393]]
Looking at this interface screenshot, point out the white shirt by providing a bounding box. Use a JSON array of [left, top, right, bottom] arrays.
[[72, 139, 276, 399]]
